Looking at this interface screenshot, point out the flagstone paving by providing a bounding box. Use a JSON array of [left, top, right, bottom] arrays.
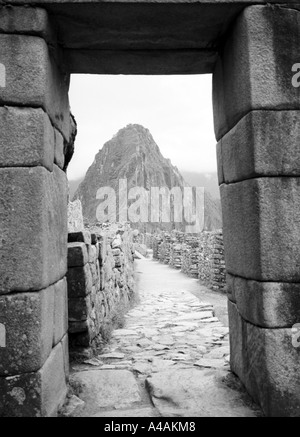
[[67, 258, 262, 417]]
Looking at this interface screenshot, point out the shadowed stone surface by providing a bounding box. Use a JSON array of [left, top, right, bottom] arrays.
[[220, 177, 300, 282], [0, 107, 54, 171], [0, 288, 54, 375], [54, 129, 65, 170], [227, 273, 300, 328], [0, 165, 68, 294], [213, 4, 300, 417], [68, 231, 91, 245], [0, 339, 68, 417], [68, 242, 89, 267], [0, 279, 68, 376], [67, 264, 93, 298], [216, 141, 224, 185], [0, 34, 70, 139], [69, 296, 91, 321], [53, 278, 68, 346], [3, 1, 297, 75], [228, 301, 300, 417], [0, 371, 43, 417], [217, 110, 300, 185], [213, 6, 300, 140], [61, 334, 70, 380], [0, 6, 54, 42], [40, 341, 68, 417]]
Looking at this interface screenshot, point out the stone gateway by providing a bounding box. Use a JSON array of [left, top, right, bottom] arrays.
[[0, 0, 300, 417]]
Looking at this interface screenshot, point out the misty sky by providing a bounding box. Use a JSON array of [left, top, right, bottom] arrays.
[[68, 74, 217, 181]]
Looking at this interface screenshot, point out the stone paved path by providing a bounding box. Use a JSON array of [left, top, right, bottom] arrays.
[[67, 258, 262, 417]]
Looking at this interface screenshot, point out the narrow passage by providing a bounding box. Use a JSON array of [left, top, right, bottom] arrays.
[[69, 258, 261, 417]]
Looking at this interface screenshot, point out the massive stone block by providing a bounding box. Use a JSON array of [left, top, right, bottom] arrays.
[[228, 301, 300, 417], [220, 177, 300, 282], [40, 341, 68, 417], [0, 34, 70, 139], [217, 111, 300, 184], [225, 273, 236, 303], [0, 340, 68, 417], [61, 334, 70, 381], [68, 242, 89, 267], [68, 231, 91, 245], [0, 165, 68, 293], [0, 6, 54, 43], [69, 320, 88, 335], [227, 273, 300, 328], [54, 129, 65, 170], [67, 264, 92, 298], [216, 141, 224, 185], [68, 296, 91, 322], [0, 288, 54, 376], [213, 6, 300, 140], [53, 278, 68, 347], [0, 107, 54, 171]]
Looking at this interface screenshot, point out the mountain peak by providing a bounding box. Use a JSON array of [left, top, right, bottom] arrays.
[[73, 126, 222, 231], [114, 123, 150, 138]]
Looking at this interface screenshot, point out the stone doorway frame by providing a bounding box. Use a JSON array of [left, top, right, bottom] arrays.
[[0, 1, 300, 417]]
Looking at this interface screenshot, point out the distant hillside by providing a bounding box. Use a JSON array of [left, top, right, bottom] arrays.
[[181, 171, 220, 200], [72, 124, 222, 232], [69, 177, 83, 200]]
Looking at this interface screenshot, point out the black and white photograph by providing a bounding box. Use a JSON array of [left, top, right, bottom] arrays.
[[0, 0, 299, 420]]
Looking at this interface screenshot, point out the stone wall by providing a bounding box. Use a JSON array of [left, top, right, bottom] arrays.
[[198, 231, 226, 291], [214, 6, 300, 416], [152, 230, 226, 292], [0, 6, 74, 417], [182, 239, 200, 278], [67, 225, 135, 355]]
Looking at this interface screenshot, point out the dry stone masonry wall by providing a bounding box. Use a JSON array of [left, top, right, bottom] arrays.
[[67, 225, 135, 356], [152, 231, 226, 292], [198, 231, 226, 291]]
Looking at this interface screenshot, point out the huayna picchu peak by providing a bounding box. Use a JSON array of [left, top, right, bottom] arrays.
[[73, 124, 222, 231]]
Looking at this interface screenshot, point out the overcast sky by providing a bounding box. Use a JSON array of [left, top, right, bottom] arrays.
[[68, 74, 217, 181]]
